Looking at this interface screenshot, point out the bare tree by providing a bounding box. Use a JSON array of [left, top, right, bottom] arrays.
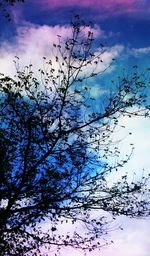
[[0, 17, 150, 256]]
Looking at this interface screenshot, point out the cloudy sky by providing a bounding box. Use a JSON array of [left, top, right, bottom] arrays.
[[0, 0, 150, 255]]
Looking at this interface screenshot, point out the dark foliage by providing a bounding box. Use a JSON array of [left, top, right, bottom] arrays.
[[0, 0, 25, 20], [0, 17, 150, 255]]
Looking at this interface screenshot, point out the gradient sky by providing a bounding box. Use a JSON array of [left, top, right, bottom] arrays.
[[0, 0, 150, 255]]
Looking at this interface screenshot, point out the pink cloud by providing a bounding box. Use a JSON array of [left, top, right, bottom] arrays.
[[38, 0, 147, 15]]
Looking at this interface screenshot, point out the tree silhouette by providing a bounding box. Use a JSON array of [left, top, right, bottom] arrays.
[[0, 17, 150, 256], [0, 0, 25, 20]]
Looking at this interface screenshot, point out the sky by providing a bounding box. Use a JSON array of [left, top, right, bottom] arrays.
[[0, 0, 150, 255]]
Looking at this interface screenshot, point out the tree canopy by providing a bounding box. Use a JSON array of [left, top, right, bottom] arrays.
[[0, 17, 150, 256]]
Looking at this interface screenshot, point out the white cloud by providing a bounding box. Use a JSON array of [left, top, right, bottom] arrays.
[[100, 216, 150, 256], [0, 23, 122, 79], [109, 113, 150, 181], [0, 23, 73, 76], [130, 47, 150, 56], [101, 114, 150, 256], [89, 84, 107, 97]]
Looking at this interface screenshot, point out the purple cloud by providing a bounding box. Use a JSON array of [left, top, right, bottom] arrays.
[[38, 0, 149, 16]]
